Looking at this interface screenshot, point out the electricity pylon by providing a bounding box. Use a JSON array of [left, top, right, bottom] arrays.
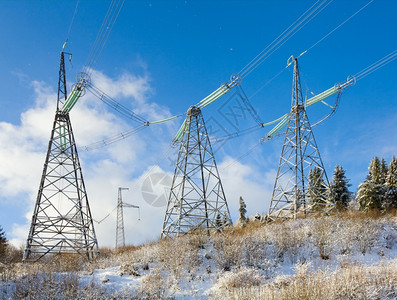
[[23, 52, 99, 262], [116, 187, 139, 249], [161, 106, 232, 238], [268, 58, 334, 220]]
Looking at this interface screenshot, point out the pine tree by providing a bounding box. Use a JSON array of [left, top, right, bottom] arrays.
[[357, 157, 385, 211], [307, 167, 327, 210], [384, 156, 397, 210], [0, 226, 7, 256], [329, 165, 352, 211], [238, 196, 247, 225]]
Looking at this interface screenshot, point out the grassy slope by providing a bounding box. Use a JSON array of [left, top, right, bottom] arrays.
[[1, 211, 397, 299]]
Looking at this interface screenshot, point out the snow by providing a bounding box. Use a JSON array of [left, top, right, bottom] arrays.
[[1, 215, 397, 299]]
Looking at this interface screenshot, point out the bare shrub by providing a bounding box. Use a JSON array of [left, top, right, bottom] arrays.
[[213, 235, 244, 271], [155, 235, 201, 278], [210, 267, 264, 300], [268, 221, 307, 263], [1, 244, 23, 264], [135, 268, 170, 299], [242, 236, 268, 268], [119, 242, 159, 278], [353, 218, 381, 254], [333, 218, 357, 255], [12, 272, 80, 299], [220, 259, 397, 300], [214, 267, 263, 289], [9, 271, 129, 299], [310, 218, 334, 259], [49, 253, 89, 272]]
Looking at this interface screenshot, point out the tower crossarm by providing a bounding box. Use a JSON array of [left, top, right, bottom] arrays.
[[61, 72, 91, 114], [262, 74, 355, 142], [122, 203, 139, 209]]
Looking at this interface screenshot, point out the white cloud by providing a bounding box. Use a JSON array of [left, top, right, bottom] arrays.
[[219, 156, 276, 220]]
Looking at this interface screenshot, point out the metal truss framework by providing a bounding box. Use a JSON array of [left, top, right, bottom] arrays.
[[116, 187, 139, 249], [23, 52, 99, 262], [161, 106, 232, 238], [268, 58, 334, 220]]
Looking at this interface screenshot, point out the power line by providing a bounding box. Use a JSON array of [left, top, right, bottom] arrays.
[[355, 50, 397, 81], [64, 0, 80, 48], [239, 0, 333, 79], [84, 0, 125, 75], [305, 0, 375, 54], [87, 82, 149, 124]]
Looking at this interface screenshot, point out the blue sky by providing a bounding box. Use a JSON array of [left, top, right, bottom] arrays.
[[0, 0, 396, 247]]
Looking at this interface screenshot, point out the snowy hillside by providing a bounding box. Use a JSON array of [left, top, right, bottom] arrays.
[[1, 212, 397, 299]]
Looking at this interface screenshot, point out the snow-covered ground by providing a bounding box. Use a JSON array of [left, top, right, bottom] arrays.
[[1, 214, 397, 299]]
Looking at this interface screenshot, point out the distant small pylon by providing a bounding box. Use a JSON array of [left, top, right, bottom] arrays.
[[116, 187, 139, 249], [268, 58, 334, 220], [161, 106, 232, 238]]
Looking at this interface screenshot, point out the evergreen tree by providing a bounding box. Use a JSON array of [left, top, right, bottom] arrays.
[[357, 181, 383, 211], [384, 156, 397, 210], [307, 167, 327, 210], [238, 196, 247, 225], [215, 213, 222, 230], [0, 226, 7, 256], [254, 212, 261, 221], [329, 165, 352, 211], [380, 158, 389, 185], [357, 157, 385, 210], [222, 212, 231, 227], [368, 157, 382, 183]]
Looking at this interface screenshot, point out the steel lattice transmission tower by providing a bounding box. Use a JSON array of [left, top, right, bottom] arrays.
[[23, 52, 99, 262], [116, 187, 139, 249], [268, 58, 334, 220], [161, 106, 232, 238]]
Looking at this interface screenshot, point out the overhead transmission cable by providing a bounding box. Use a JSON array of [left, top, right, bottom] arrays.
[[304, 0, 375, 55], [79, 0, 395, 152], [86, 0, 374, 142], [86, 82, 149, 124], [82, 125, 147, 152], [354, 50, 397, 81], [84, 0, 125, 75], [239, 0, 333, 79], [71, 0, 333, 148], [249, 0, 374, 100], [63, 0, 80, 48], [62, 0, 126, 115]]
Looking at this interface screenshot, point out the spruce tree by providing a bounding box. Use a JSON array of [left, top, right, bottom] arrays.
[[215, 213, 222, 230], [329, 165, 352, 211], [357, 157, 385, 211], [380, 158, 389, 185], [384, 156, 397, 210], [0, 226, 7, 256], [238, 196, 247, 225], [222, 212, 231, 227], [368, 157, 382, 183], [357, 181, 383, 211], [307, 167, 327, 210]]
